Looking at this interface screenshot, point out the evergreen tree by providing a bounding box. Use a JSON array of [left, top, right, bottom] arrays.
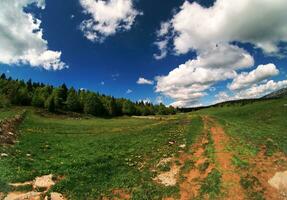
[[122, 100, 136, 115], [84, 93, 103, 116], [66, 88, 81, 112], [45, 95, 55, 112]]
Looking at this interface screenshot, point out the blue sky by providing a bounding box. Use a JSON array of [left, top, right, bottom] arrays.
[[1, 0, 287, 107]]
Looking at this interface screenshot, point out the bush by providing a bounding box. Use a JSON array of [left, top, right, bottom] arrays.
[[0, 95, 11, 108]]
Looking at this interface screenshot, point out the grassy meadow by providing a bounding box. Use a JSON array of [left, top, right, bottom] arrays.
[[198, 98, 287, 155], [1, 98, 287, 199], [0, 109, 202, 199]]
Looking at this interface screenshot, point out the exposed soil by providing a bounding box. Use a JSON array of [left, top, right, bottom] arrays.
[[153, 164, 180, 186], [248, 148, 287, 200], [207, 117, 245, 200], [0, 112, 26, 146], [179, 134, 214, 200], [4, 174, 66, 200], [112, 189, 131, 200]]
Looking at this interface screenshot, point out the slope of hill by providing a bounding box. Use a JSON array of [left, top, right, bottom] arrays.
[[262, 87, 287, 99], [1, 98, 287, 199]]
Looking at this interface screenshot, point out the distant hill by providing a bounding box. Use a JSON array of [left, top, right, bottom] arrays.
[[179, 87, 287, 112], [261, 88, 287, 99]]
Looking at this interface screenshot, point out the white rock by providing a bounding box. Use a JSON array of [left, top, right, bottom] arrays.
[[50, 192, 66, 200], [1, 153, 8, 157], [4, 191, 41, 200], [33, 174, 55, 189], [8, 132, 14, 136], [268, 171, 287, 192]]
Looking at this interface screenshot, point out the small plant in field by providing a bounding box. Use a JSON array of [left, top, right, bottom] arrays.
[[158, 162, 172, 172], [175, 160, 181, 166], [240, 174, 265, 200], [265, 138, 278, 156], [231, 156, 249, 169], [198, 160, 210, 173], [200, 168, 222, 199], [204, 132, 215, 161], [181, 160, 195, 174]]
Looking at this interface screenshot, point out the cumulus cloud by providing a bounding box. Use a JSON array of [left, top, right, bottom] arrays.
[[235, 80, 287, 99], [153, 40, 169, 60], [214, 91, 233, 104], [153, 22, 172, 59], [154, 0, 287, 106], [137, 77, 154, 85], [0, 0, 66, 70], [214, 79, 287, 103], [79, 0, 142, 42], [229, 64, 279, 91], [155, 43, 254, 107], [167, 0, 287, 55]]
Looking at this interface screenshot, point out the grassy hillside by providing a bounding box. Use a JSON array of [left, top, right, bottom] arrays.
[[1, 98, 287, 199], [197, 98, 287, 154], [0, 107, 23, 120], [0, 109, 202, 199]]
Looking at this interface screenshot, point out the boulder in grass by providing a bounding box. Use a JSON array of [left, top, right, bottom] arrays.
[[1, 153, 8, 157], [268, 171, 287, 193], [33, 174, 55, 189]]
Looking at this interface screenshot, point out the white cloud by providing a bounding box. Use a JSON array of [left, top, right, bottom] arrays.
[[214, 91, 234, 104], [156, 21, 170, 37], [154, 0, 287, 106], [126, 89, 132, 94], [166, 0, 287, 55], [170, 99, 202, 108], [79, 0, 142, 42], [214, 79, 287, 103], [153, 40, 169, 60], [155, 96, 164, 104], [0, 0, 66, 70], [229, 63, 279, 91], [112, 73, 120, 80], [137, 77, 154, 85], [153, 21, 172, 60], [139, 98, 151, 104], [100, 81, 105, 85], [155, 43, 254, 107], [234, 80, 287, 99]]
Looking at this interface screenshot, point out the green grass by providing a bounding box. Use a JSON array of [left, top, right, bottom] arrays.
[[240, 174, 264, 200], [200, 168, 222, 199], [197, 98, 287, 154], [0, 110, 203, 199], [0, 107, 24, 120]]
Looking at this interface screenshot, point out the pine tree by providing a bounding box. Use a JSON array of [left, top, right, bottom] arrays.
[[66, 88, 81, 112]]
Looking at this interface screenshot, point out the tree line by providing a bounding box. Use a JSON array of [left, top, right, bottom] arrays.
[[0, 73, 177, 116]]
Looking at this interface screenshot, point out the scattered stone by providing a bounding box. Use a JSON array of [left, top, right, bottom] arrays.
[[1, 153, 8, 157], [0, 193, 4, 200], [153, 165, 179, 186], [4, 191, 41, 200], [26, 154, 31, 157], [50, 192, 66, 200], [268, 171, 287, 193], [8, 132, 14, 136], [9, 181, 33, 187], [179, 144, 186, 149], [33, 174, 55, 189], [157, 157, 173, 167], [168, 141, 176, 145]]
